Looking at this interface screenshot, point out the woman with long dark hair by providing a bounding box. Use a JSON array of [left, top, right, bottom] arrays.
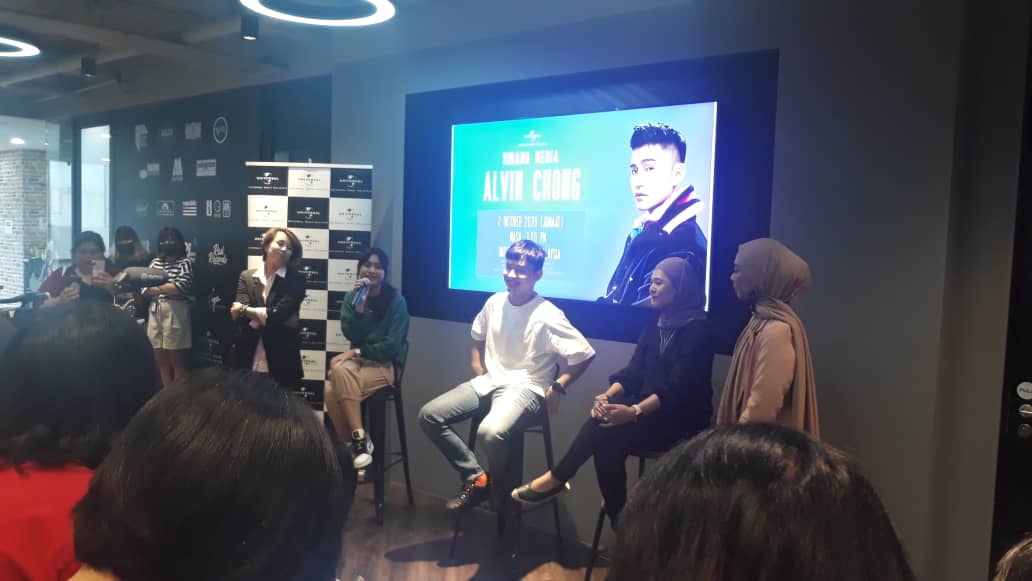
[[326, 247, 410, 469], [109, 225, 151, 317], [229, 227, 307, 389]]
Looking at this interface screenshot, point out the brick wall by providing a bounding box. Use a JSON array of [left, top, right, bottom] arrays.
[[0, 150, 49, 298]]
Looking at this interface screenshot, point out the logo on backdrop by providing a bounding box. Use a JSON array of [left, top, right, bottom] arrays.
[[213, 116, 229, 144], [208, 243, 229, 266], [330, 231, 370, 259], [134, 124, 148, 151], [171, 157, 184, 182], [160, 126, 174, 143], [182, 200, 198, 217], [196, 159, 217, 177], [186, 238, 197, 263], [257, 172, 279, 186], [330, 168, 372, 197], [520, 130, 548, 147], [329, 198, 372, 229], [135, 201, 149, 217], [185, 121, 202, 141], [207, 291, 223, 312], [139, 163, 160, 180], [157, 200, 175, 217]]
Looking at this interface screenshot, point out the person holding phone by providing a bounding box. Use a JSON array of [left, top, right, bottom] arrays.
[[38, 231, 118, 308], [512, 257, 714, 525]]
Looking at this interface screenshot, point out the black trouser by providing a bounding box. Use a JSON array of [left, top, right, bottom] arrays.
[[550, 412, 681, 524]]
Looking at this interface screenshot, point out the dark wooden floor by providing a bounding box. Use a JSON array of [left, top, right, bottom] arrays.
[[339, 483, 611, 581]]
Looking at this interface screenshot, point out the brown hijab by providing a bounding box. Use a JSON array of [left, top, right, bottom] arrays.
[[716, 239, 819, 436]]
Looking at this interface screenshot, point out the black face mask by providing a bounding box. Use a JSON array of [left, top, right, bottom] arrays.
[[159, 242, 178, 255], [116, 243, 135, 256]]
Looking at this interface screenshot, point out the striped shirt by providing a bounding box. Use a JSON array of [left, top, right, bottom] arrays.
[[147, 256, 194, 301]]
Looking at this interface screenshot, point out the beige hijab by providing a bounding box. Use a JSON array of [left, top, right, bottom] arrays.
[[716, 238, 819, 437]]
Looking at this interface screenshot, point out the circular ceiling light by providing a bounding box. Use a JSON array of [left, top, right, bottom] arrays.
[[0, 36, 40, 58], [9, 137, 25, 145], [239, 0, 395, 27]]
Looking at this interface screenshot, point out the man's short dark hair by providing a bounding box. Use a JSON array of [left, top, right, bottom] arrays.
[[630, 122, 687, 163], [0, 302, 159, 469], [505, 239, 546, 272], [74, 368, 348, 581], [610, 424, 916, 581]]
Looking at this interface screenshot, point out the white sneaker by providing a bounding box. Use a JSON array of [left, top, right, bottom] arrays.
[[350, 436, 374, 469]]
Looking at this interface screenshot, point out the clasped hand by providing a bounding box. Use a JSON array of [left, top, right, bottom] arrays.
[[591, 393, 635, 427]]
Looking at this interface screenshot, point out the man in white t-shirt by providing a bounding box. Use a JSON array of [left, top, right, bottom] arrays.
[[419, 240, 596, 511]]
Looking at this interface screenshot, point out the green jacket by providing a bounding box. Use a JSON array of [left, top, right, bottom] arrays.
[[340, 290, 410, 365]]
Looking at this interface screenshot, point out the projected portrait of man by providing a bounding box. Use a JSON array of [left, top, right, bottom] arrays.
[[600, 123, 708, 305]]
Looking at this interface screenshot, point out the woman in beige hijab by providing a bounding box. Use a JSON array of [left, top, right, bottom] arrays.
[[716, 238, 819, 436]]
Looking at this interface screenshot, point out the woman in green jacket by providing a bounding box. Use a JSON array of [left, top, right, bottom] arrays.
[[327, 247, 410, 469]]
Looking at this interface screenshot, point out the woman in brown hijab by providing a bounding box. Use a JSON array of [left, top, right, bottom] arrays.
[[716, 238, 819, 436]]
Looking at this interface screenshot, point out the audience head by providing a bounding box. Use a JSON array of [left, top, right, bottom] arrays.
[[0, 302, 159, 469], [155, 226, 187, 260], [731, 238, 811, 304], [610, 423, 914, 581], [995, 536, 1032, 581], [72, 230, 106, 273], [73, 368, 348, 581], [261, 227, 303, 269], [111, 225, 148, 267]]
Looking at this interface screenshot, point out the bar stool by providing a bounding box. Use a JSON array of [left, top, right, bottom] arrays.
[[449, 406, 563, 563], [584, 449, 665, 581], [361, 359, 415, 525]]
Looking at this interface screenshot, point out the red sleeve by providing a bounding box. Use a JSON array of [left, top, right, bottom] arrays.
[[38, 269, 65, 298]]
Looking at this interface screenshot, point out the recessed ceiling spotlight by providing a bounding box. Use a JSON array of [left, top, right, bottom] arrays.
[[9, 137, 25, 145], [0, 36, 40, 58], [241, 13, 259, 40], [239, 0, 395, 27]]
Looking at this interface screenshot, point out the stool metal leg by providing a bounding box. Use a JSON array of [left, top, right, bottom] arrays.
[[585, 504, 607, 581], [367, 391, 388, 525], [541, 415, 564, 563], [391, 388, 415, 505]]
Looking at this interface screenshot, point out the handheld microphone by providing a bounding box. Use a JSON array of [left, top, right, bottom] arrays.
[[351, 278, 371, 307]]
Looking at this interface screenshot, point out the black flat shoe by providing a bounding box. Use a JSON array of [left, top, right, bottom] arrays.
[[511, 481, 571, 505]]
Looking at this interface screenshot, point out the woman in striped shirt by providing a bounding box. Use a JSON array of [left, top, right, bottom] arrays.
[[144, 227, 194, 388]]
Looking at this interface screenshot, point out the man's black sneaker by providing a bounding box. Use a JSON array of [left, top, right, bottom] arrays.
[[445, 478, 490, 511]]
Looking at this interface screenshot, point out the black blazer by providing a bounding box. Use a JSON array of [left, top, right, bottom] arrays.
[[229, 267, 306, 387]]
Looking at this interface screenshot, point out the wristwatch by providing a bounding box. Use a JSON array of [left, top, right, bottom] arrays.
[[550, 381, 567, 396]]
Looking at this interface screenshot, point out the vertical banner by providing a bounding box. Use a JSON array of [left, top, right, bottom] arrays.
[[245, 162, 373, 408]]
